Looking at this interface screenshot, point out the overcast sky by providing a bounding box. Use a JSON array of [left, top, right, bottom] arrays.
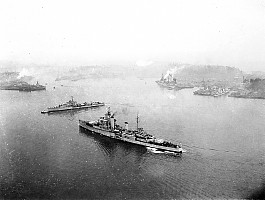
[[1, 0, 265, 71]]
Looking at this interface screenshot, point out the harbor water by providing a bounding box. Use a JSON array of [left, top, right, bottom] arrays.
[[0, 77, 265, 199]]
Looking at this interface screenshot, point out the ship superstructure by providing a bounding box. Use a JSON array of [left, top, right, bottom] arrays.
[[156, 73, 194, 90], [79, 107, 183, 154], [193, 85, 230, 97]]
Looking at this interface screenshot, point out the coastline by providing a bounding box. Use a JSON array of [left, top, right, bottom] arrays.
[[228, 94, 265, 99]]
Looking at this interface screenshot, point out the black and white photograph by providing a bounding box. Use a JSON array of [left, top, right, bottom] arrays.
[[1, 0, 265, 199]]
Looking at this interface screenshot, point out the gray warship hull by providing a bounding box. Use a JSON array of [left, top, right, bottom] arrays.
[[41, 103, 105, 113], [79, 120, 183, 153]]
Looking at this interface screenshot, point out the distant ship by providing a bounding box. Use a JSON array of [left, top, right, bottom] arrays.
[[41, 96, 105, 113], [193, 86, 230, 97], [18, 81, 46, 91], [156, 74, 194, 90], [0, 81, 46, 91], [79, 107, 183, 154]]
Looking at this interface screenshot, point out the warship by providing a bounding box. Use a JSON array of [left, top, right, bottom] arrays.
[[41, 97, 105, 113], [0, 81, 46, 91], [193, 86, 230, 97], [79, 107, 183, 154], [156, 74, 194, 90]]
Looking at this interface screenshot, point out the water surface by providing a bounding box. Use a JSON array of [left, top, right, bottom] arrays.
[[0, 77, 264, 199]]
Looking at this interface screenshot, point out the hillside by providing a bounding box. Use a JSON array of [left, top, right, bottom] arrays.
[[55, 65, 127, 81], [245, 71, 265, 80], [0, 72, 19, 82], [246, 79, 265, 91], [164, 64, 244, 82], [0, 71, 34, 83], [228, 78, 265, 99]]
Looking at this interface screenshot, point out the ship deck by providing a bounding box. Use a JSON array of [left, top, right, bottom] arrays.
[[79, 120, 182, 153], [41, 103, 105, 113]]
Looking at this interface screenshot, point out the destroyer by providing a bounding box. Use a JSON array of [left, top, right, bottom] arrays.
[[41, 96, 105, 113], [79, 107, 183, 154]]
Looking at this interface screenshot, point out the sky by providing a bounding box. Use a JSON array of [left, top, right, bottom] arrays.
[[1, 0, 265, 71]]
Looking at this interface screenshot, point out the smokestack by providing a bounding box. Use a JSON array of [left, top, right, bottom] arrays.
[[124, 122, 128, 131], [110, 117, 115, 130]]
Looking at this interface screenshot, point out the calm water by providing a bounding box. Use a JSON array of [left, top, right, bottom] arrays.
[[0, 77, 265, 199]]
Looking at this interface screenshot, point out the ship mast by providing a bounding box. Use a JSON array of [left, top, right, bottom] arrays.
[[136, 113, 139, 130]]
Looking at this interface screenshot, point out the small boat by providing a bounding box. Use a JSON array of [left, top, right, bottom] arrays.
[[79, 107, 183, 154], [41, 96, 105, 113]]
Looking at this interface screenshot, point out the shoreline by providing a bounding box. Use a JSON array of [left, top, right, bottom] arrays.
[[228, 94, 265, 99]]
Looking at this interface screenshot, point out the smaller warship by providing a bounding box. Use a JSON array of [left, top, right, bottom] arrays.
[[41, 96, 105, 113]]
